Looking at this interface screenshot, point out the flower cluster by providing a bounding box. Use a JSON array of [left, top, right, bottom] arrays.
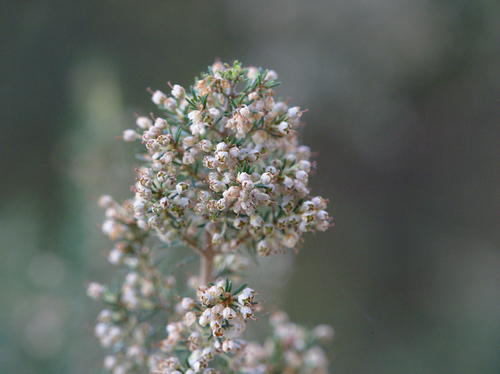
[[120, 60, 332, 265], [240, 311, 334, 374], [196, 282, 257, 339], [88, 61, 333, 374]]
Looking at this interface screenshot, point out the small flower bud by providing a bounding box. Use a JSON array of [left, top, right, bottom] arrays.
[[171, 84, 185, 99], [222, 339, 234, 353], [151, 90, 167, 105], [136, 116, 152, 130], [198, 139, 213, 152], [123, 129, 140, 142]]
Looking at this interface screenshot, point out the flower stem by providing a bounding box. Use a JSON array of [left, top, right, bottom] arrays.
[[200, 252, 214, 286]]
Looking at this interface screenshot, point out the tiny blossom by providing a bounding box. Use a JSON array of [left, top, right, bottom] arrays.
[[151, 90, 167, 105], [123, 129, 140, 142], [136, 116, 153, 130], [87, 283, 105, 300]]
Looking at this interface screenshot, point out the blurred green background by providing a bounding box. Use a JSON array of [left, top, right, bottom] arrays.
[[1, 1, 500, 373]]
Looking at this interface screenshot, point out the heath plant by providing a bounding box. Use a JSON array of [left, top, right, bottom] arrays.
[[88, 61, 334, 374]]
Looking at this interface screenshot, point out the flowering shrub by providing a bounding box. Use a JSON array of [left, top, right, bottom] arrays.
[[88, 61, 333, 374]]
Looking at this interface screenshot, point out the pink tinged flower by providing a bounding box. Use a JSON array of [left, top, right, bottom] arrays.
[[212, 233, 222, 245], [283, 232, 299, 248], [151, 90, 167, 105], [236, 172, 251, 183], [222, 307, 237, 320], [190, 123, 206, 135], [241, 179, 254, 191], [316, 220, 330, 232], [136, 116, 152, 130], [316, 210, 329, 221], [278, 122, 291, 135], [222, 339, 234, 353], [123, 129, 140, 142], [176, 182, 189, 194], [265, 70, 278, 81], [160, 151, 174, 164], [146, 139, 160, 151], [182, 151, 195, 164], [198, 139, 213, 152], [233, 217, 247, 229], [87, 282, 105, 300], [184, 312, 196, 326], [252, 130, 269, 144], [295, 170, 308, 182], [229, 146, 240, 158], [199, 314, 209, 327], [215, 151, 228, 163], [157, 135, 170, 146], [208, 107, 219, 117], [301, 200, 316, 212], [154, 117, 167, 128], [188, 110, 203, 124], [250, 215, 264, 228], [301, 212, 316, 223], [240, 305, 253, 319], [312, 196, 328, 210], [171, 84, 185, 99], [257, 240, 271, 256], [183, 136, 198, 148], [257, 192, 270, 205]]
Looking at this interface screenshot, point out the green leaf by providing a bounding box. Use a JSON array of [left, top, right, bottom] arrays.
[[232, 283, 248, 295], [174, 125, 182, 144], [224, 277, 230, 292], [201, 93, 209, 109], [229, 96, 237, 110], [184, 97, 197, 109], [267, 81, 281, 88]]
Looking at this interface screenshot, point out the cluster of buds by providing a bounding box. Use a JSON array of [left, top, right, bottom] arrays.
[[196, 281, 258, 341], [241, 310, 334, 374], [88, 61, 333, 374]]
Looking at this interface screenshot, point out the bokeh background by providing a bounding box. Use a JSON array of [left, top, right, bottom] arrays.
[[2, 1, 500, 373]]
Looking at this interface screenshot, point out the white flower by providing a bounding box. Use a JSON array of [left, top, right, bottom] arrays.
[[154, 117, 167, 128], [265, 70, 278, 81], [190, 122, 207, 135], [123, 129, 140, 142], [240, 305, 253, 319], [278, 122, 291, 135], [160, 151, 174, 164], [136, 116, 152, 129], [151, 90, 167, 105], [208, 107, 219, 117], [184, 312, 197, 326], [188, 110, 203, 124], [171, 84, 185, 99], [198, 139, 213, 152], [183, 136, 198, 148], [222, 307, 237, 320], [183, 151, 195, 164], [250, 215, 264, 228], [87, 283, 105, 300], [222, 339, 234, 353], [212, 233, 223, 245]]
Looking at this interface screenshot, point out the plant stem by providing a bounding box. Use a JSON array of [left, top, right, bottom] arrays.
[[200, 252, 214, 286]]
